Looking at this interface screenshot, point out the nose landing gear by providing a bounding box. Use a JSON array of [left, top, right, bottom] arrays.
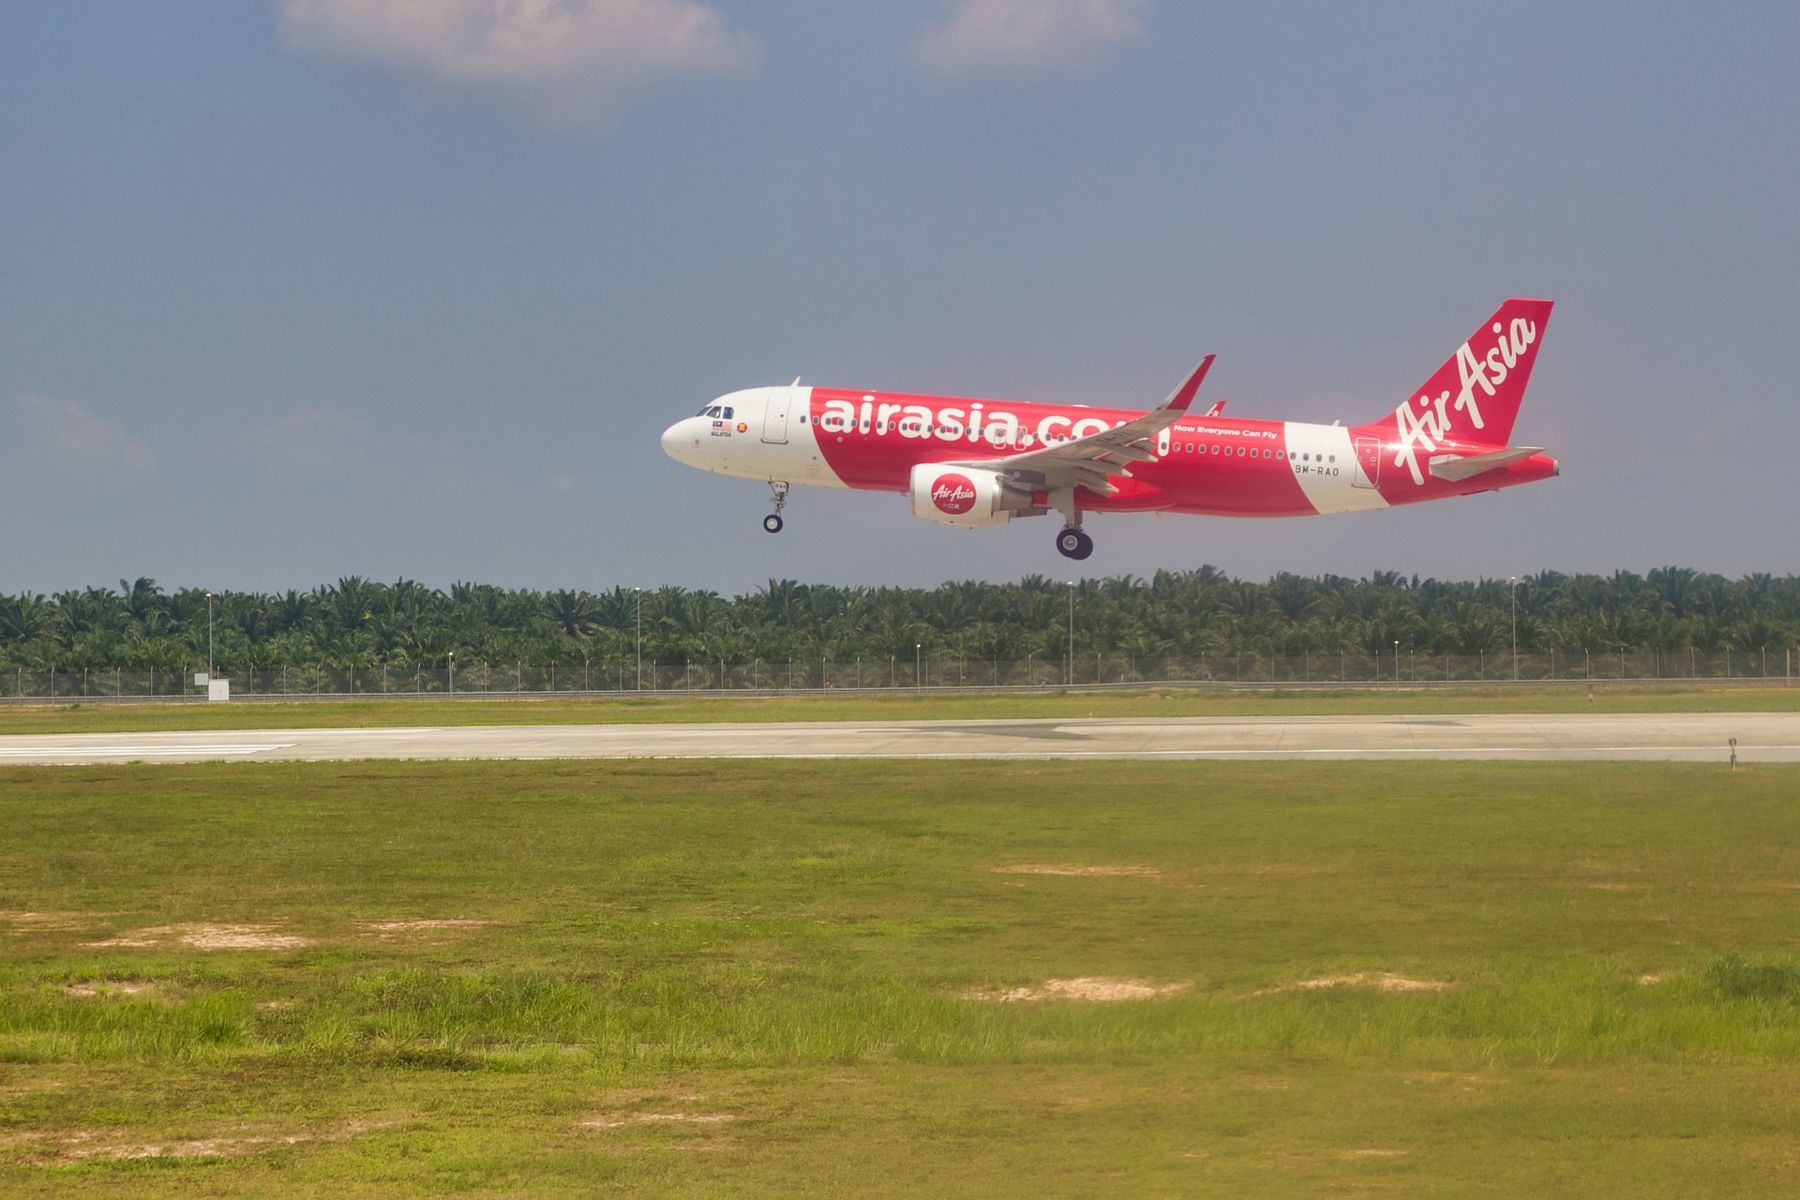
[[764, 481, 789, 534], [1055, 526, 1093, 560]]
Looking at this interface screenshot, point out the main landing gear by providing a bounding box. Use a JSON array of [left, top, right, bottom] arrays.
[[1056, 526, 1093, 560], [763, 481, 789, 534]]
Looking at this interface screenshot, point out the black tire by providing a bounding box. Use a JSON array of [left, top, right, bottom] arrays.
[[1071, 531, 1094, 560], [763, 514, 784, 534], [1056, 529, 1083, 558]]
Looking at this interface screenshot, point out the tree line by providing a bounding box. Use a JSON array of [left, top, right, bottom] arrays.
[[0, 568, 1795, 673]]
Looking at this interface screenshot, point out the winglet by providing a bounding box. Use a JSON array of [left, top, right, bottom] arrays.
[[1159, 354, 1214, 414]]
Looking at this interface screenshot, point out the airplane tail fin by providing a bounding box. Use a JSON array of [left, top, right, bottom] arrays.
[[1379, 298, 1553, 447]]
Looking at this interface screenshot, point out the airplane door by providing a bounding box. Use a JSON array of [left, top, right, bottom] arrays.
[[762, 391, 790, 444], [1353, 436, 1381, 489]]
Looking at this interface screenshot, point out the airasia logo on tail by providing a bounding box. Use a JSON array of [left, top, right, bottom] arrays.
[[1391, 314, 1540, 486], [930, 473, 978, 514]]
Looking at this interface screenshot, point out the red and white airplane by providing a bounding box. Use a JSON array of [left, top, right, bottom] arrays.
[[662, 299, 1558, 560]]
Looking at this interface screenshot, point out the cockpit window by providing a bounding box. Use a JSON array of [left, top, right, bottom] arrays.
[[697, 405, 728, 418], [721, 406, 733, 419]]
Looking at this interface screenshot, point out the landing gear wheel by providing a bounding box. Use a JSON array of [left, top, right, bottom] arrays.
[[762, 480, 790, 534], [1055, 528, 1093, 560]]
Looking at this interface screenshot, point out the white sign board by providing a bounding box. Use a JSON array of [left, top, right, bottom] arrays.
[[207, 679, 231, 703], [194, 673, 209, 686]]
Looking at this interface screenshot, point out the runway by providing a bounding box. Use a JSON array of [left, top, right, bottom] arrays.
[[1, 711, 1795, 765]]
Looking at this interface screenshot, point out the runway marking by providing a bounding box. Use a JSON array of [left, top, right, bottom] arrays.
[[0, 743, 294, 759]]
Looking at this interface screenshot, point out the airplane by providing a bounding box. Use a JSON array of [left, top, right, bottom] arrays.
[[661, 298, 1558, 560]]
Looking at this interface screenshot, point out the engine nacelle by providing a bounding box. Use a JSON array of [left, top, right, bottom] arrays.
[[908, 464, 1033, 527]]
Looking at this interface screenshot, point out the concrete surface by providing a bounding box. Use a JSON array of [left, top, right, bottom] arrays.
[[1, 712, 1796, 765]]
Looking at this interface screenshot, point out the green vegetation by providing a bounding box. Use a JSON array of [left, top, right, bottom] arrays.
[[1, 679, 1798, 736], [4, 759, 1800, 1195], [2, 567, 1795, 678]]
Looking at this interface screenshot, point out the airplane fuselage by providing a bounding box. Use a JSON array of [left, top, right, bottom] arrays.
[[661, 385, 1557, 517], [660, 298, 1560, 559]]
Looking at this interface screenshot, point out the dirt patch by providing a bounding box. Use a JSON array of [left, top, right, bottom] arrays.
[[965, 976, 1193, 1003], [1339, 1148, 1410, 1159], [1636, 971, 1671, 985], [1, 911, 110, 933], [992, 864, 1162, 878], [82, 923, 316, 951], [1257, 972, 1452, 996], [63, 980, 156, 998], [578, 1113, 736, 1131], [361, 919, 495, 935], [1583, 882, 1639, 891], [10, 1119, 382, 1164]]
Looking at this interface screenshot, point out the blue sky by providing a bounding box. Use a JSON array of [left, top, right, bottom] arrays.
[[3, 1, 1795, 595]]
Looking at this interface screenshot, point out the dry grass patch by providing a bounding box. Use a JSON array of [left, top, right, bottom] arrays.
[[1257, 972, 1453, 996], [360, 918, 495, 935], [992, 864, 1162, 878], [63, 980, 156, 998], [82, 923, 316, 951], [1, 911, 114, 933], [577, 1113, 737, 1131], [965, 976, 1193, 1003], [4, 1119, 382, 1164]]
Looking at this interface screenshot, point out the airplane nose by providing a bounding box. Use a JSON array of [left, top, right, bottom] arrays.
[[661, 419, 693, 463]]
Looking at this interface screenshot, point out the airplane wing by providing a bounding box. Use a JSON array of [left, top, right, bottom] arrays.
[[954, 355, 1214, 496]]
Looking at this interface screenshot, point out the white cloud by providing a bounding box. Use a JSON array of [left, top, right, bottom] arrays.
[[240, 406, 376, 477], [913, 0, 1150, 74], [281, 0, 756, 115], [15, 396, 156, 476], [235, 405, 478, 509]]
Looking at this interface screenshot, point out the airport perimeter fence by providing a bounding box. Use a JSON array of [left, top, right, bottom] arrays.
[[1, 647, 1795, 700]]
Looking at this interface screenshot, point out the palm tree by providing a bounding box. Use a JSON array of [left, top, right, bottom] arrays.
[[544, 589, 602, 639]]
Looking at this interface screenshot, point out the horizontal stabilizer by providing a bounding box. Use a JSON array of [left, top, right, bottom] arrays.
[[1428, 446, 1543, 482]]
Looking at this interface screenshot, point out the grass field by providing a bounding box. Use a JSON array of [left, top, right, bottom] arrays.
[[4, 758, 1800, 1195], [2, 680, 1797, 735]]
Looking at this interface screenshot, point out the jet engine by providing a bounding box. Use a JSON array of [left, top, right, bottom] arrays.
[[908, 464, 1036, 527]]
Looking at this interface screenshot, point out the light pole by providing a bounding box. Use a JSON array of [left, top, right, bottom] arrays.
[[915, 642, 922, 690], [205, 590, 214, 681], [634, 587, 642, 690], [1067, 581, 1075, 686], [448, 650, 455, 696], [1393, 639, 1400, 684], [1509, 576, 1519, 681]]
